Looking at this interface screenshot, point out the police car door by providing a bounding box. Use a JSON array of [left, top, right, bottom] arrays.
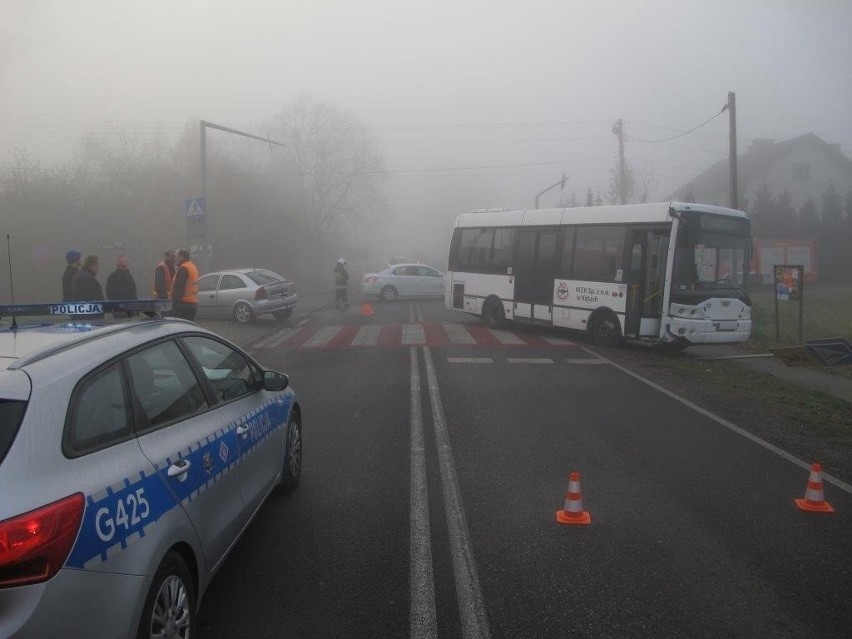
[[181, 335, 288, 514], [128, 338, 248, 571]]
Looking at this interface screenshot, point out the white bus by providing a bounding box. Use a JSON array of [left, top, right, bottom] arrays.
[[445, 202, 752, 348]]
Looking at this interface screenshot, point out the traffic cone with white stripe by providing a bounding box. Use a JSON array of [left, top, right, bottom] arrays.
[[556, 471, 591, 525], [794, 462, 835, 513]]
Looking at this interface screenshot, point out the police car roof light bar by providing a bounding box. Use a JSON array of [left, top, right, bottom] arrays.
[[0, 299, 173, 322]]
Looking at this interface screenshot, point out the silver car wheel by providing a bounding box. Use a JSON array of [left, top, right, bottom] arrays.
[[233, 302, 252, 324], [150, 575, 191, 639], [380, 286, 398, 301]]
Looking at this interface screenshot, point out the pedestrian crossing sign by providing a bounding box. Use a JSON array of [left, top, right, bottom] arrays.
[[184, 198, 206, 219]]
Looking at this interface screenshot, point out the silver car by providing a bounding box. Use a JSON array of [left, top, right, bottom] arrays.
[[197, 268, 298, 324], [360, 263, 445, 301], [0, 300, 303, 638]]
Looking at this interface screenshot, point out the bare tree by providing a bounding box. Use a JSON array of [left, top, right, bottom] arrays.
[[270, 96, 385, 282]]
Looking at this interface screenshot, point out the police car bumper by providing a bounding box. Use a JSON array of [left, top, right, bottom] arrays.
[[0, 567, 146, 639], [664, 318, 752, 344]]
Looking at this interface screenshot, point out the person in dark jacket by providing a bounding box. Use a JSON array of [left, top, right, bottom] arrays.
[[334, 258, 350, 309], [153, 249, 176, 299], [70, 255, 105, 319], [61, 249, 82, 302], [106, 255, 138, 301]]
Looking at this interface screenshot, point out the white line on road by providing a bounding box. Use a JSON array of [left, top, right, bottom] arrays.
[[507, 358, 553, 364], [352, 325, 382, 346], [423, 346, 491, 639], [302, 326, 341, 347], [409, 303, 416, 324], [565, 358, 609, 365], [447, 358, 494, 364], [409, 348, 437, 639], [585, 347, 852, 495], [402, 324, 426, 344], [486, 328, 526, 345], [297, 318, 309, 327], [259, 328, 301, 349], [444, 323, 476, 344]]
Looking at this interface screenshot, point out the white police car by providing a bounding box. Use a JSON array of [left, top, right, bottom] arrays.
[[0, 300, 302, 638]]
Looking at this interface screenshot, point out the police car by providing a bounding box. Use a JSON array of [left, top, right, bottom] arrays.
[[0, 300, 302, 638]]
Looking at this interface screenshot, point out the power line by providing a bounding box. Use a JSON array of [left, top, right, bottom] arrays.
[[625, 107, 727, 144]]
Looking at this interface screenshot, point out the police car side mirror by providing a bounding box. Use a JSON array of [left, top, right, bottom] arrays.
[[263, 371, 289, 392]]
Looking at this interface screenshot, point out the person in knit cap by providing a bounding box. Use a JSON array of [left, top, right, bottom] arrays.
[[61, 249, 82, 301]]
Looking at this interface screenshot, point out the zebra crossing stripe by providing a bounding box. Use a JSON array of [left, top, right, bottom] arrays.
[[507, 358, 553, 364], [443, 323, 476, 344], [487, 328, 526, 345], [352, 325, 382, 346], [302, 326, 343, 347], [565, 358, 609, 364], [402, 323, 426, 345], [264, 328, 302, 349], [542, 335, 575, 346], [447, 357, 494, 364]]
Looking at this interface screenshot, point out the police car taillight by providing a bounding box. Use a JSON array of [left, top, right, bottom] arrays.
[[0, 493, 84, 588]]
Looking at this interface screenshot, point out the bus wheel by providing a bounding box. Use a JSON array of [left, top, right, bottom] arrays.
[[589, 311, 623, 348], [482, 297, 505, 328]]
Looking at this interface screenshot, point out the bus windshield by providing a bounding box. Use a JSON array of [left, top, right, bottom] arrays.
[[673, 214, 749, 291]]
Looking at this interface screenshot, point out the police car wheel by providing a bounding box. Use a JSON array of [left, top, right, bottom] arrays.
[[279, 414, 302, 493], [232, 302, 254, 324], [138, 552, 196, 639]]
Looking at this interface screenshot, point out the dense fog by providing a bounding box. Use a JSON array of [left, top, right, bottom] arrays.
[[2, 0, 851, 300]]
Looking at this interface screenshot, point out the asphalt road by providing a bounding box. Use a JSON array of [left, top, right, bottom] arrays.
[[196, 297, 852, 639]]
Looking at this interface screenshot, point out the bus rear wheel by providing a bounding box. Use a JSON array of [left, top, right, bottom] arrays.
[[589, 311, 623, 348], [482, 297, 505, 329]]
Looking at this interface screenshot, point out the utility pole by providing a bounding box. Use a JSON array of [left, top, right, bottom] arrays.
[[196, 120, 287, 273], [612, 118, 627, 204], [727, 91, 738, 209]]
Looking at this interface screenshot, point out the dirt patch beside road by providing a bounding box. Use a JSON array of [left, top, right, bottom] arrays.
[[597, 344, 852, 486]]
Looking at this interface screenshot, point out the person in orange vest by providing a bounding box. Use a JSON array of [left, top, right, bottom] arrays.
[[152, 249, 176, 299], [170, 249, 199, 321]]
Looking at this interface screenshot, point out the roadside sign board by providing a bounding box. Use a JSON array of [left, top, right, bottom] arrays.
[[184, 198, 206, 219], [773, 264, 804, 343], [806, 338, 852, 367]]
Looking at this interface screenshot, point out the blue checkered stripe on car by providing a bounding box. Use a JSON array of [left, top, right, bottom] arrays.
[[66, 395, 291, 570]]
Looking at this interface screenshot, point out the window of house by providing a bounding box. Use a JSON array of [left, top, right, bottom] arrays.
[[792, 163, 811, 181]]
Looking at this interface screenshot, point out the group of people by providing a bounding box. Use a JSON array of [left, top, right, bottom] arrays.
[[61, 248, 200, 320]]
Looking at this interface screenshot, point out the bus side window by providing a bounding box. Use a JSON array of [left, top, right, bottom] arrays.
[[560, 227, 575, 277]]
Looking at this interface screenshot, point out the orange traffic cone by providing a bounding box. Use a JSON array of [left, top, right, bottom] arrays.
[[556, 471, 591, 525], [794, 462, 835, 513], [360, 301, 375, 318]]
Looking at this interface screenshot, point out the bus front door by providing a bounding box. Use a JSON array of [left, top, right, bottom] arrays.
[[626, 229, 669, 337], [514, 228, 559, 321]]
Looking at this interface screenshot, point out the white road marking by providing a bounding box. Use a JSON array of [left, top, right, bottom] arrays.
[[297, 318, 309, 327], [352, 325, 382, 346], [262, 328, 302, 349], [507, 358, 553, 364], [423, 347, 491, 639], [409, 348, 438, 639], [444, 323, 476, 344], [585, 347, 852, 495], [542, 335, 575, 345], [447, 358, 494, 364], [565, 358, 609, 364], [302, 326, 341, 347], [402, 324, 426, 344], [409, 303, 416, 323], [487, 328, 525, 345]]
